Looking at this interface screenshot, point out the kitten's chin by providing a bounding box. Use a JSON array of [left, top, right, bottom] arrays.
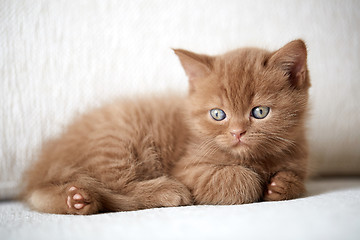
[[222, 140, 251, 157], [230, 143, 248, 155], [214, 136, 252, 158]]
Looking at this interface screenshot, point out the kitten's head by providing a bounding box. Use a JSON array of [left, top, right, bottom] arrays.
[[175, 40, 310, 159]]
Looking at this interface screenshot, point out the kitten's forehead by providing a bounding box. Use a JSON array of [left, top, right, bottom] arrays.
[[214, 48, 270, 113]]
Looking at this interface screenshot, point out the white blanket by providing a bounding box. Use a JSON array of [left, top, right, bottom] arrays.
[[1, 178, 360, 240]]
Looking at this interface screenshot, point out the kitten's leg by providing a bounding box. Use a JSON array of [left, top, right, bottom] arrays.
[[264, 171, 305, 201], [79, 136, 192, 211], [27, 177, 191, 214], [175, 164, 263, 205], [65, 186, 100, 214], [26, 177, 103, 215], [108, 176, 192, 211]]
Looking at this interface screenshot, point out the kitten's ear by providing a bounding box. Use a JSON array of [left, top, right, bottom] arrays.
[[268, 39, 309, 89], [173, 49, 214, 84]]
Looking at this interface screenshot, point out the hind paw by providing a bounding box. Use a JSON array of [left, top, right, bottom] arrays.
[[66, 186, 93, 214]]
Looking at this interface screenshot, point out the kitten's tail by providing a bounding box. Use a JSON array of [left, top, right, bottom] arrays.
[[100, 189, 140, 212]]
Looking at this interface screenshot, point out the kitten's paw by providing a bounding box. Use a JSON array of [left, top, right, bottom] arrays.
[[66, 186, 94, 214], [264, 171, 305, 201], [159, 186, 192, 207], [137, 177, 193, 208]]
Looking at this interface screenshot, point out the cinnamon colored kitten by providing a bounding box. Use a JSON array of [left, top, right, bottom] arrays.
[[23, 40, 310, 214]]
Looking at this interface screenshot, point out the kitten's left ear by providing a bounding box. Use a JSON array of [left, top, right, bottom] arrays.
[[268, 39, 310, 89]]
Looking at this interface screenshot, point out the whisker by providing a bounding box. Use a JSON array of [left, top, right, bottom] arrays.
[[248, 131, 297, 148]]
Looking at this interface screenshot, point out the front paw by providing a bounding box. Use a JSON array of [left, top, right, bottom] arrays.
[[192, 165, 263, 205], [264, 171, 305, 201]]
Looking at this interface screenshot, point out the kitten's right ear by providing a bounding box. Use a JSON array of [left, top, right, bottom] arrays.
[[173, 49, 214, 85]]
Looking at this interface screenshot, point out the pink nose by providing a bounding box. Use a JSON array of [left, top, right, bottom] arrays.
[[230, 129, 246, 140]]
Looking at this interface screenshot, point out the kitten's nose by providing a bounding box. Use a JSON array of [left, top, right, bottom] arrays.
[[230, 129, 246, 140]]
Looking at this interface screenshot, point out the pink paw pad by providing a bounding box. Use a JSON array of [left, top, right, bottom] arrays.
[[66, 186, 86, 210], [67, 196, 72, 208], [74, 203, 85, 209], [73, 193, 83, 200]]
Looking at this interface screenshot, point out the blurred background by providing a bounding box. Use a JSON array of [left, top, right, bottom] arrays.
[[1, 0, 359, 199]]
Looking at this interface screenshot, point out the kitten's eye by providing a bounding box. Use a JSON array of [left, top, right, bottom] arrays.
[[251, 106, 270, 119], [210, 108, 226, 121]]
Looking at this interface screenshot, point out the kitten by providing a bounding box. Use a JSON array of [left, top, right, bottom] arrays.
[[23, 40, 310, 214]]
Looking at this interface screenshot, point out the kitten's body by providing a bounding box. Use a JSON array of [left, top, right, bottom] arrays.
[[24, 40, 310, 214], [25, 96, 192, 214]]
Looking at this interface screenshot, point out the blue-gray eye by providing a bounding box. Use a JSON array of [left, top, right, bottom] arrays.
[[210, 108, 226, 121], [251, 106, 270, 119]]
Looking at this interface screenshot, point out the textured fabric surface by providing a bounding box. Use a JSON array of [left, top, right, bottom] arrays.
[[1, 179, 360, 240], [1, 0, 360, 199]]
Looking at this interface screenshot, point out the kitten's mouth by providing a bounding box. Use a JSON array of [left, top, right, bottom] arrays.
[[231, 139, 246, 147]]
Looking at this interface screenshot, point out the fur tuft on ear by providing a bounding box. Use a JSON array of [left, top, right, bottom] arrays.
[[173, 49, 214, 84], [268, 39, 309, 89]]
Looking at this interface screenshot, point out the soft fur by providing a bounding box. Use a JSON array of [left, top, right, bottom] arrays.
[[23, 40, 310, 214]]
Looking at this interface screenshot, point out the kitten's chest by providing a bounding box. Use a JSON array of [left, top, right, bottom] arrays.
[[190, 144, 277, 177]]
